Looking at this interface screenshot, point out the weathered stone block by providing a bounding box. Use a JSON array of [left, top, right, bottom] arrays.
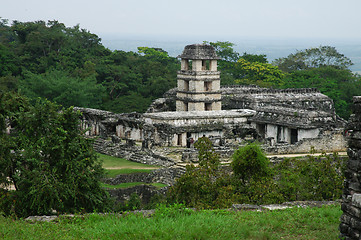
[[349, 182, 361, 192], [339, 223, 350, 235], [350, 131, 361, 140], [344, 170, 354, 179], [341, 97, 361, 238], [348, 160, 360, 171], [348, 139, 361, 149], [347, 122, 361, 131], [352, 102, 361, 114], [343, 203, 361, 219], [349, 229, 360, 240]]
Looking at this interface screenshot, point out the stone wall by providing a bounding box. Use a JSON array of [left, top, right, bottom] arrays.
[[181, 130, 346, 162], [75, 107, 144, 141], [264, 128, 346, 154], [107, 185, 166, 205], [340, 96, 361, 239], [148, 86, 340, 118], [103, 167, 185, 186], [93, 137, 175, 167], [103, 166, 185, 205]]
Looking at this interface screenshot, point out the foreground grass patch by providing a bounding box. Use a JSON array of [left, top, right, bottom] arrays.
[[0, 205, 341, 240], [105, 168, 154, 178], [98, 153, 159, 169]]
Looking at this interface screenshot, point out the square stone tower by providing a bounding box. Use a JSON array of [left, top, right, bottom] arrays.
[[176, 44, 221, 111]]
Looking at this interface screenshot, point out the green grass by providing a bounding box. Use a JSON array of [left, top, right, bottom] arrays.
[[98, 153, 159, 169], [151, 183, 168, 188], [101, 182, 168, 189], [105, 169, 154, 178], [0, 205, 342, 239]]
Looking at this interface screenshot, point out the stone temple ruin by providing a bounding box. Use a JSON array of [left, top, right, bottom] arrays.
[[76, 44, 346, 163], [340, 96, 361, 239]]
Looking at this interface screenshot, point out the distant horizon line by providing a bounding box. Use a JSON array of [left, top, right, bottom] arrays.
[[98, 33, 361, 44], [99, 36, 361, 72]]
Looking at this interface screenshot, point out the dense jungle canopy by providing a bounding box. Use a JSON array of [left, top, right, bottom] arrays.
[[1, 19, 360, 119]]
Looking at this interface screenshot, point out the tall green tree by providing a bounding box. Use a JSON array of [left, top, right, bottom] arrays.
[[275, 46, 359, 119], [0, 19, 179, 113], [204, 41, 240, 62], [19, 69, 105, 109], [234, 58, 285, 87], [0, 93, 110, 217], [273, 46, 353, 73]]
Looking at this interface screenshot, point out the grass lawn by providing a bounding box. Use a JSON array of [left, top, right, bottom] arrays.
[[104, 168, 154, 178], [98, 153, 158, 169], [0, 205, 342, 240], [98, 153, 163, 185]]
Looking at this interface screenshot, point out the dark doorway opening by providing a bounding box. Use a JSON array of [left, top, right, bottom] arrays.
[[257, 124, 266, 139], [177, 134, 182, 146], [291, 129, 298, 144], [186, 132, 191, 148], [277, 126, 281, 143]]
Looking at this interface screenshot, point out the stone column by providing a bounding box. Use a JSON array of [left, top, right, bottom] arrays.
[[340, 96, 361, 239]]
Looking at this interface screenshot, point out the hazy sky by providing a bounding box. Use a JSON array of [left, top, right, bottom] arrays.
[[2, 0, 361, 40]]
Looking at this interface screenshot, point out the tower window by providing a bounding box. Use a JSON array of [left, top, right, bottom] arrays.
[[205, 103, 212, 111], [184, 80, 189, 91], [204, 81, 212, 91], [202, 60, 210, 70]]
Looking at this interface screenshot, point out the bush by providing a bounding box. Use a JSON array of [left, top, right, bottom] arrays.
[[194, 136, 220, 168], [167, 140, 345, 209], [231, 143, 283, 204], [276, 152, 346, 201], [231, 143, 272, 182], [167, 137, 235, 209]]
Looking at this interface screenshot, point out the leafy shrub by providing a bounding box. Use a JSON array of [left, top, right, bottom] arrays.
[[167, 137, 235, 209], [167, 140, 345, 209], [231, 143, 272, 182], [167, 163, 235, 209], [276, 152, 346, 201], [231, 143, 283, 204], [194, 136, 220, 168]]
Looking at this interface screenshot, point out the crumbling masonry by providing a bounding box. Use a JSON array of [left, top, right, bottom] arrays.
[[340, 96, 361, 239], [76, 44, 346, 162]]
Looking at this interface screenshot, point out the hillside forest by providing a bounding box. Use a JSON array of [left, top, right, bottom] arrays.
[[1, 19, 360, 119]]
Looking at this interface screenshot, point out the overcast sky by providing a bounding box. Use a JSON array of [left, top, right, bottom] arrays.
[[2, 0, 361, 41]]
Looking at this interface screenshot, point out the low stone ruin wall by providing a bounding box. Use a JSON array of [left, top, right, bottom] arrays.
[[103, 167, 185, 186], [340, 96, 361, 239], [264, 129, 346, 154], [103, 167, 185, 204], [107, 185, 167, 205], [180, 132, 346, 162], [93, 137, 175, 167]]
